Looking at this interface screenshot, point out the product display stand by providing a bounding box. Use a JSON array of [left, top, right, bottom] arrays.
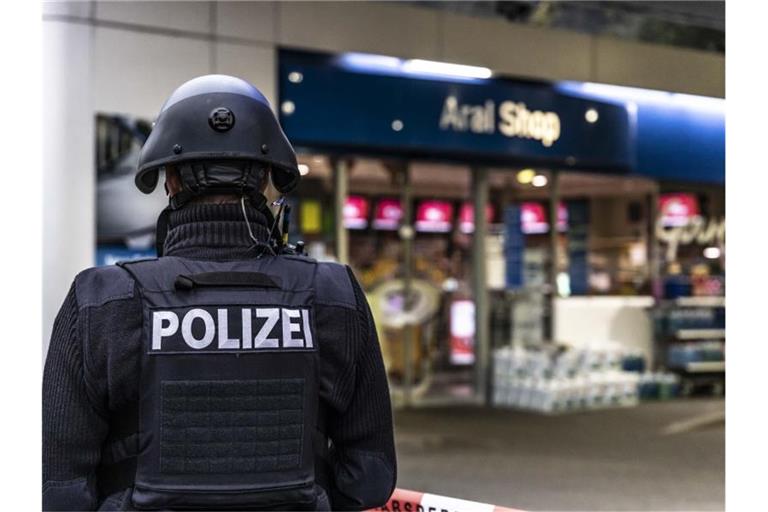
[[650, 296, 725, 396]]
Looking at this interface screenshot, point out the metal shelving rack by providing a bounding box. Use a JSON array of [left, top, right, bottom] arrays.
[[651, 296, 725, 396]]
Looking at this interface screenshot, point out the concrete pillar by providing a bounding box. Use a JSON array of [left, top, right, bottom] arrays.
[[42, 20, 94, 357], [333, 158, 349, 264], [472, 167, 490, 404], [399, 164, 414, 406], [647, 185, 661, 368], [548, 171, 560, 341]]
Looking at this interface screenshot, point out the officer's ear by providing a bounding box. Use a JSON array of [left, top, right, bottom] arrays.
[[260, 165, 271, 194], [263, 166, 280, 201], [164, 166, 183, 197]]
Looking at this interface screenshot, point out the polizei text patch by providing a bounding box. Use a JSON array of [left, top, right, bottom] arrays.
[[150, 306, 314, 353]]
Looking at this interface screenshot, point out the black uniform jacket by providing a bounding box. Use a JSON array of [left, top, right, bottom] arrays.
[[43, 203, 396, 511]]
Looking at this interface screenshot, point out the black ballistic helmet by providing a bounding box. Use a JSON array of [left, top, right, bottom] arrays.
[[136, 75, 301, 200]]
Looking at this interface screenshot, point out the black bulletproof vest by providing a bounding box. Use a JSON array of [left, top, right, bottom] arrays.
[[119, 255, 320, 510]]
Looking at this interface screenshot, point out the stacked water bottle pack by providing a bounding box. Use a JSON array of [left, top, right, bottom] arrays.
[[492, 344, 642, 413], [667, 341, 725, 368], [637, 372, 681, 400]]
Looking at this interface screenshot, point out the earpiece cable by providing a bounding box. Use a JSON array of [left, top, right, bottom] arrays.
[[240, 195, 275, 256]]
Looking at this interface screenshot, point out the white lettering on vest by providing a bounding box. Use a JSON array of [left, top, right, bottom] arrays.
[[152, 311, 179, 350], [254, 308, 280, 348], [241, 308, 252, 349], [302, 309, 314, 348], [217, 308, 239, 349], [181, 308, 215, 349], [282, 309, 303, 348], [150, 307, 314, 352]]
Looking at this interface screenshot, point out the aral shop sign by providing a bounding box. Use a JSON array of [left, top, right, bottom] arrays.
[[439, 96, 561, 148], [279, 49, 634, 171]]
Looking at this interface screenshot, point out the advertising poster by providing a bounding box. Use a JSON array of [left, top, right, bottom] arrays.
[[450, 299, 476, 365], [95, 114, 166, 266]]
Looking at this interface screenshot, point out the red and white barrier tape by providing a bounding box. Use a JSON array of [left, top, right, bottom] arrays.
[[369, 488, 525, 512]]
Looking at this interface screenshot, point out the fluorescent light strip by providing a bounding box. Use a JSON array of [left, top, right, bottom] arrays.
[[401, 59, 492, 79], [558, 81, 724, 112], [339, 52, 401, 72], [338, 52, 492, 81]]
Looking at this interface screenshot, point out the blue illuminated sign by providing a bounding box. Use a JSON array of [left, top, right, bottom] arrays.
[[279, 50, 634, 172], [279, 50, 724, 184], [557, 82, 724, 184]]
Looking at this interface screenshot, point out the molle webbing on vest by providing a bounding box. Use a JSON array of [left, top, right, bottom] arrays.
[[161, 379, 304, 475]]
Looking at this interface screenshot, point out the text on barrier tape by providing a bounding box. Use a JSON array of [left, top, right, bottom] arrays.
[[368, 488, 525, 512]]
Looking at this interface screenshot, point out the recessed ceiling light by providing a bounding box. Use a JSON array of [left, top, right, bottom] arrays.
[[517, 169, 536, 184], [281, 100, 295, 115]]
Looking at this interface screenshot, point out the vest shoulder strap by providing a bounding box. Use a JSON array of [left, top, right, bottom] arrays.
[[74, 265, 135, 309], [314, 262, 356, 309]]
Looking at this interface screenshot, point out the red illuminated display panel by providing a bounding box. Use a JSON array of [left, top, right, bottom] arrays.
[[343, 195, 370, 230], [373, 198, 403, 230], [659, 193, 700, 227], [415, 200, 454, 233], [458, 202, 496, 233], [520, 202, 568, 234]]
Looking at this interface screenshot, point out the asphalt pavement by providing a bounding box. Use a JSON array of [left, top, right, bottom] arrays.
[[392, 398, 724, 511]]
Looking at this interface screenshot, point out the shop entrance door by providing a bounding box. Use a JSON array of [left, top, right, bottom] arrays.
[[343, 160, 490, 406], [289, 155, 505, 407]]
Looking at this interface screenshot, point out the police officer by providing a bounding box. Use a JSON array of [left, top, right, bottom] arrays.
[[43, 75, 396, 511]]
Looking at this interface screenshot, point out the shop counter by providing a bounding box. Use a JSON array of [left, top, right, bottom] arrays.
[[554, 296, 655, 365]]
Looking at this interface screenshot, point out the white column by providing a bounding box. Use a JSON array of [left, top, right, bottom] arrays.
[[333, 159, 349, 264], [548, 170, 560, 341], [472, 167, 489, 404], [42, 20, 94, 357]]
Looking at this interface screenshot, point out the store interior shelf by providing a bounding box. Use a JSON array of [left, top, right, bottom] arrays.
[[685, 361, 726, 373], [675, 328, 726, 340], [655, 296, 726, 308], [674, 296, 725, 307], [650, 292, 725, 397]]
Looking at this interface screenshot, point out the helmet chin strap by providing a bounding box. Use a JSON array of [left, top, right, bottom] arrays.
[[155, 206, 172, 257]]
